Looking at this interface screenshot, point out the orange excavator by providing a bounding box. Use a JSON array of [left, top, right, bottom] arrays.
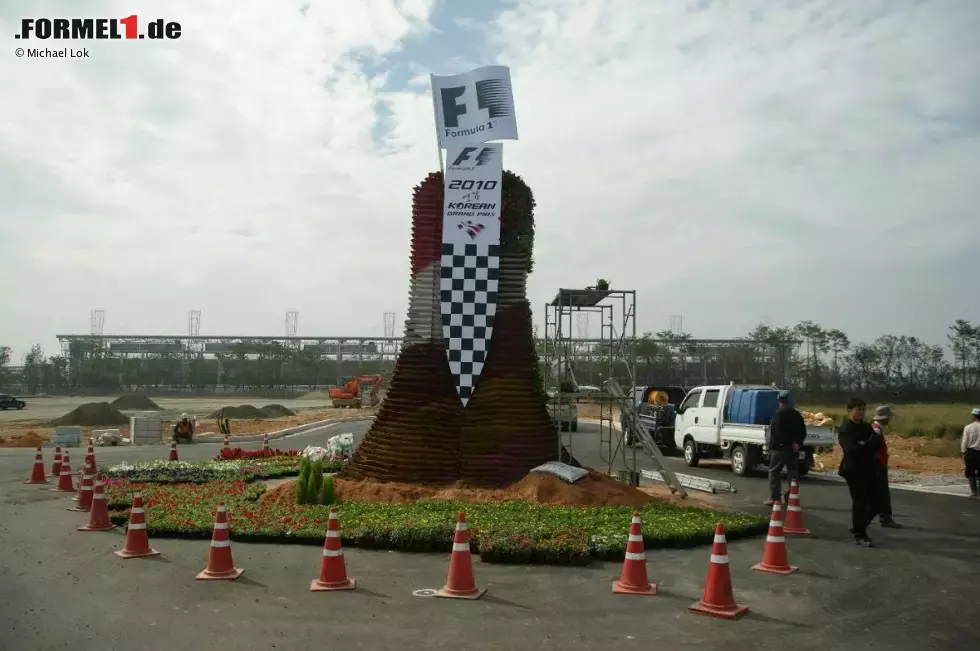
[[328, 374, 383, 408]]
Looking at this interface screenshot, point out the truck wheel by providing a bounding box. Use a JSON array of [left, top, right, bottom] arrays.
[[570, 420, 578, 432], [730, 445, 750, 477], [683, 438, 700, 468], [16, 404, 24, 410]]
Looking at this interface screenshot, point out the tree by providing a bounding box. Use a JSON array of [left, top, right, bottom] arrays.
[[0, 346, 10, 388], [22, 344, 45, 395], [825, 329, 850, 394]]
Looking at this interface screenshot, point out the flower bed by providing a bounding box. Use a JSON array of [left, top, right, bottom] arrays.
[[101, 458, 316, 483], [104, 480, 768, 565], [216, 447, 301, 461]]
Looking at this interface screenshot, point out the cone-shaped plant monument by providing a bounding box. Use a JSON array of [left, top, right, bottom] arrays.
[[340, 170, 563, 487]]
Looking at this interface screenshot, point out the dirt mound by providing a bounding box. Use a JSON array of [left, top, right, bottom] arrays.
[[49, 402, 129, 427], [259, 404, 295, 418], [208, 405, 267, 419], [262, 468, 660, 508], [0, 430, 46, 448], [110, 395, 160, 411]]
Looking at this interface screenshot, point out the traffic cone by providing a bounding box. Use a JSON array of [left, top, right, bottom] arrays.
[[751, 502, 798, 575], [50, 452, 75, 492], [68, 458, 95, 511], [85, 440, 97, 474], [115, 493, 160, 558], [168, 442, 178, 461], [262, 434, 270, 451], [24, 446, 49, 484], [310, 508, 355, 591], [195, 503, 244, 580], [613, 511, 658, 595], [50, 445, 62, 477], [222, 433, 230, 452], [436, 512, 485, 600], [78, 476, 116, 532], [689, 523, 750, 619], [783, 479, 810, 535]]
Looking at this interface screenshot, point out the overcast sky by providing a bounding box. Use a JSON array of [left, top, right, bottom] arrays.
[[2, 0, 978, 362]]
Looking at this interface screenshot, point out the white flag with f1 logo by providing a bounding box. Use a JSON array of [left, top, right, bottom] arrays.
[[431, 65, 519, 149]]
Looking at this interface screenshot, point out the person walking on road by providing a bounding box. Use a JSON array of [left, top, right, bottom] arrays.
[[765, 390, 807, 506], [872, 406, 901, 528], [838, 397, 882, 547], [962, 408, 980, 500]]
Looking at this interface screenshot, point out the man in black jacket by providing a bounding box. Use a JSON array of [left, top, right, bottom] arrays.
[[766, 391, 808, 506], [837, 397, 882, 547]]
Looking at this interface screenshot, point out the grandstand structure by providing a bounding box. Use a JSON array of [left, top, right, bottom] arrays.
[[54, 333, 798, 392]]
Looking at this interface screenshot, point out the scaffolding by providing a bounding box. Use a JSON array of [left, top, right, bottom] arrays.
[[542, 286, 686, 496]]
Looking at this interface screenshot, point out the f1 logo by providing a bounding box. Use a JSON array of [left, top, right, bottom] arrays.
[[450, 146, 495, 167], [440, 79, 511, 128]]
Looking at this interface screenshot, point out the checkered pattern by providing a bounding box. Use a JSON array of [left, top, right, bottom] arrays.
[[440, 242, 500, 405]]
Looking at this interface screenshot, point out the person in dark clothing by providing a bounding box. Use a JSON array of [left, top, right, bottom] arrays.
[[837, 397, 882, 547], [766, 391, 808, 506], [871, 405, 901, 528]]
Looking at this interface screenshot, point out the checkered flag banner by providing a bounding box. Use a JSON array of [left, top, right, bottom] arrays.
[[440, 243, 499, 405], [440, 143, 503, 406]]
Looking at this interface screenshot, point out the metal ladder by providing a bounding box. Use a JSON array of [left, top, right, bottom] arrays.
[[604, 378, 688, 498]]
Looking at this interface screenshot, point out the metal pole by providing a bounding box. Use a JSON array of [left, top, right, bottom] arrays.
[[429, 76, 446, 175]]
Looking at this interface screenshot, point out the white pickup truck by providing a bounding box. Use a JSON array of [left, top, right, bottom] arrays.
[[673, 383, 836, 477]]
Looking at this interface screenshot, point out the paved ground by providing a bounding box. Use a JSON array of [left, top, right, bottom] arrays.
[[1, 421, 978, 650], [0, 396, 335, 424]]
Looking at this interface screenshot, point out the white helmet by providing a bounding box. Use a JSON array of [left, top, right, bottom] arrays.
[[180, 413, 189, 420]]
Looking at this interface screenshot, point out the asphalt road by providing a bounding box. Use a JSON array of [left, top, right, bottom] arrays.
[[1, 420, 978, 651]]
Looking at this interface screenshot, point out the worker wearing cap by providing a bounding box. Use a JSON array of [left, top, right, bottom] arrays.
[[962, 408, 980, 500], [766, 390, 807, 506], [174, 413, 194, 442], [871, 406, 901, 528]]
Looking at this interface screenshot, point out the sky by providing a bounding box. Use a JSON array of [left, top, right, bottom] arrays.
[[1, 0, 979, 362]]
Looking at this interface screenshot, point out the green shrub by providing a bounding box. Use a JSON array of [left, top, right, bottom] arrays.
[[318, 475, 336, 506], [311, 459, 324, 498]]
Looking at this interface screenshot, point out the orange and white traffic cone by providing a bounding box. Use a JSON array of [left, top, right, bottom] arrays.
[[115, 493, 160, 558], [84, 440, 97, 474], [310, 508, 355, 591], [69, 459, 95, 511], [78, 476, 117, 532], [50, 445, 62, 477], [783, 479, 810, 535], [751, 502, 798, 575], [613, 511, 658, 595], [50, 452, 75, 492], [195, 503, 244, 580], [261, 434, 270, 452], [436, 512, 485, 600], [689, 523, 750, 619], [25, 446, 49, 484], [168, 442, 178, 461]]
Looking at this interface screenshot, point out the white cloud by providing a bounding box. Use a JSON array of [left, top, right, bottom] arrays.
[[1, 0, 978, 361]]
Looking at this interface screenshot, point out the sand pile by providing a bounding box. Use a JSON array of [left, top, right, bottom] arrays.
[[208, 405, 267, 419], [49, 402, 129, 427], [110, 395, 160, 411], [0, 430, 46, 448], [259, 404, 295, 418], [260, 468, 659, 508]]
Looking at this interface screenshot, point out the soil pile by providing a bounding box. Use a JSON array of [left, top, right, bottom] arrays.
[[0, 430, 46, 448], [208, 405, 267, 419], [261, 468, 659, 508], [49, 402, 129, 427], [259, 404, 295, 418], [110, 395, 160, 411]]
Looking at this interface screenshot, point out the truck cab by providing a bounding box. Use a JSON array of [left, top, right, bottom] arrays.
[[673, 384, 836, 477]]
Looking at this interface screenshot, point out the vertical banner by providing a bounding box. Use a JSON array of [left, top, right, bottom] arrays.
[[439, 143, 503, 405], [431, 65, 518, 149]]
